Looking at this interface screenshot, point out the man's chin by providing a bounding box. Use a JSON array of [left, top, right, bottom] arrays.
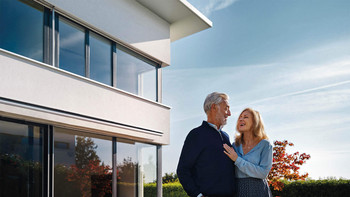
[[222, 120, 227, 126]]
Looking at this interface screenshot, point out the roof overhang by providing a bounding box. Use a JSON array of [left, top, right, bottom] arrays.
[[136, 0, 212, 42]]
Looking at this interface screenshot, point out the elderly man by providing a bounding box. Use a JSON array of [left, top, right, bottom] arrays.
[[177, 92, 236, 197]]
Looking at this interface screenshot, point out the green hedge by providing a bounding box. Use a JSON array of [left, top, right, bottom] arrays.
[[272, 179, 350, 197], [162, 182, 188, 197], [144, 179, 350, 197], [144, 182, 188, 197]]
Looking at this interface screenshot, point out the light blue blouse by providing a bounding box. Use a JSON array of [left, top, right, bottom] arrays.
[[233, 139, 273, 179]]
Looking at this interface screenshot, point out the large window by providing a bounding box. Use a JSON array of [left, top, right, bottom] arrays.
[[117, 47, 157, 101], [90, 32, 113, 85], [0, 0, 159, 101], [54, 127, 113, 197], [0, 119, 45, 197], [0, 0, 44, 62], [0, 117, 160, 197], [117, 139, 157, 197], [58, 17, 86, 77]]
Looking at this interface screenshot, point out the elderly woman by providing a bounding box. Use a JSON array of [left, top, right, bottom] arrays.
[[223, 108, 273, 197]]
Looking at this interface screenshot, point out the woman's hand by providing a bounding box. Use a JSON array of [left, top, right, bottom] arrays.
[[223, 144, 238, 162]]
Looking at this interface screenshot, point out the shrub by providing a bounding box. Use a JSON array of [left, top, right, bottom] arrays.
[[163, 182, 188, 197], [144, 181, 188, 197], [271, 179, 350, 197], [146, 177, 350, 197]]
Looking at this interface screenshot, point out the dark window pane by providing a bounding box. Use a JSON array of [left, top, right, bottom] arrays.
[[116, 47, 157, 101], [0, 120, 43, 197], [58, 17, 85, 76], [54, 128, 112, 197], [0, 0, 44, 62], [90, 32, 112, 85], [117, 139, 157, 197]]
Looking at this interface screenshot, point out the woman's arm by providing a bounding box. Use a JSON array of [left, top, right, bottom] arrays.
[[224, 141, 273, 179]]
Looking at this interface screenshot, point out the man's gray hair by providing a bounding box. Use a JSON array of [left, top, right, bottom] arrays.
[[203, 92, 229, 114]]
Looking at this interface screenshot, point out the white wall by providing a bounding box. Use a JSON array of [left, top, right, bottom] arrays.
[[0, 50, 170, 144], [43, 0, 171, 65]]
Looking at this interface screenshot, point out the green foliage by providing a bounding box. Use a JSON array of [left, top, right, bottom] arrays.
[[271, 179, 350, 197], [54, 164, 80, 196], [75, 136, 100, 169], [0, 154, 43, 196], [144, 183, 157, 197], [162, 182, 189, 197], [144, 182, 189, 197], [162, 172, 179, 183], [144, 176, 350, 197]]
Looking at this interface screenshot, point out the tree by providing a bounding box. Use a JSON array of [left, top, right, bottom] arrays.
[[117, 157, 138, 183], [66, 136, 112, 197], [67, 160, 112, 197], [75, 136, 100, 169], [268, 140, 311, 191]]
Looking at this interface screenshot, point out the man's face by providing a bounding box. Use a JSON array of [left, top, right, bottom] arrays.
[[215, 100, 231, 127]]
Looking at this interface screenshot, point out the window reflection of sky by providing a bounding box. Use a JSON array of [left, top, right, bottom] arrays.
[[117, 140, 157, 183], [0, 0, 43, 62], [90, 33, 112, 85], [117, 48, 156, 100], [59, 18, 85, 76], [54, 128, 112, 167], [93, 137, 113, 166]]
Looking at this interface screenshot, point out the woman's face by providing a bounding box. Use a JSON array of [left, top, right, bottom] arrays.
[[237, 110, 253, 132]]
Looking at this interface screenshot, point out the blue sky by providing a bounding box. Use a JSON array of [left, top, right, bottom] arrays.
[[162, 0, 350, 179]]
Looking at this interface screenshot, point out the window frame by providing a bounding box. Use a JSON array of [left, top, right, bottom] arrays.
[[53, 12, 160, 101], [0, 116, 50, 197]]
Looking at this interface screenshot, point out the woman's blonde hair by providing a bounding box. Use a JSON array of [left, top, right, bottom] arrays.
[[235, 108, 268, 146]]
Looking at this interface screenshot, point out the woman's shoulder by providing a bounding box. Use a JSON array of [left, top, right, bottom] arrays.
[[232, 141, 240, 149], [259, 139, 273, 148]]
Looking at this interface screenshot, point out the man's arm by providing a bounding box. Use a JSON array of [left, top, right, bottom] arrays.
[[177, 131, 202, 197]]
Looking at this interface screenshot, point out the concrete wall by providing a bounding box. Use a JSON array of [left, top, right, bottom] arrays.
[[41, 0, 171, 66], [0, 50, 170, 145]]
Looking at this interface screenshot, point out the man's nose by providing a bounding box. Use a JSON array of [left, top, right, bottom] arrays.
[[227, 110, 231, 116]]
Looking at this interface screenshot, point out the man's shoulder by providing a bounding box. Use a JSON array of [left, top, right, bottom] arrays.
[[187, 122, 210, 137], [191, 121, 210, 132]]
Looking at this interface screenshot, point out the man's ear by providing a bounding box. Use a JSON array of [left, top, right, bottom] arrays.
[[211, 104, 217, 111]]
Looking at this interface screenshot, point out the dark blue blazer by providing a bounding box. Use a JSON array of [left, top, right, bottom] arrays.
[[177, 121, 236, 197]]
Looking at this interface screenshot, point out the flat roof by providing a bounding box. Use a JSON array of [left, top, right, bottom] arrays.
[[136, 0, 213, 42]]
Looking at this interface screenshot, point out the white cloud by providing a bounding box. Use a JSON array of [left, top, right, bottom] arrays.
[[191, 0, 239, 16]]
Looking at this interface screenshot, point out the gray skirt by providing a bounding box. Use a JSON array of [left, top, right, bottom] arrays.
[[236, 177, 272, 197]]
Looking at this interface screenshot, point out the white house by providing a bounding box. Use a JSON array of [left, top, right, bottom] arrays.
[[0, 0, 211, 196]]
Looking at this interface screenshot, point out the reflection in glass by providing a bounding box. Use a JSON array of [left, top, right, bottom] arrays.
[[59, 17, 85, 76], [54, 128, 112, 197], [117, 139, 157, 197], [0, 120, 43, 197], [0, 0, 44, 62], [90, 32, 112, 85], [117, 47, 157, 101]]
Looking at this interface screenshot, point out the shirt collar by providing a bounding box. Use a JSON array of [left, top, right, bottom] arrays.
[[206, 121, 223, 132]]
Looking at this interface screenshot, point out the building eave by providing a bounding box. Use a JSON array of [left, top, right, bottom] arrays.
[[136, 0, 212, 42]]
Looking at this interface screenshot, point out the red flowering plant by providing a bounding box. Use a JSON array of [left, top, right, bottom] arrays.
[[268, 140, 311, 191], [66, 136, 113, 197], [67, 159, 112, 197]]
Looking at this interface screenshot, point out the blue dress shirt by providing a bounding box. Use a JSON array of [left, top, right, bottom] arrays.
[[233, 139, 273, 179]]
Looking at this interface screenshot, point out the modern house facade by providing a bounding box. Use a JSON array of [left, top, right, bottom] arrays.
[[0, 0, 211, 196]]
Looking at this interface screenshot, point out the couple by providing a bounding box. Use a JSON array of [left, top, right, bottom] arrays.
[[177, 92, 273, 197]]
